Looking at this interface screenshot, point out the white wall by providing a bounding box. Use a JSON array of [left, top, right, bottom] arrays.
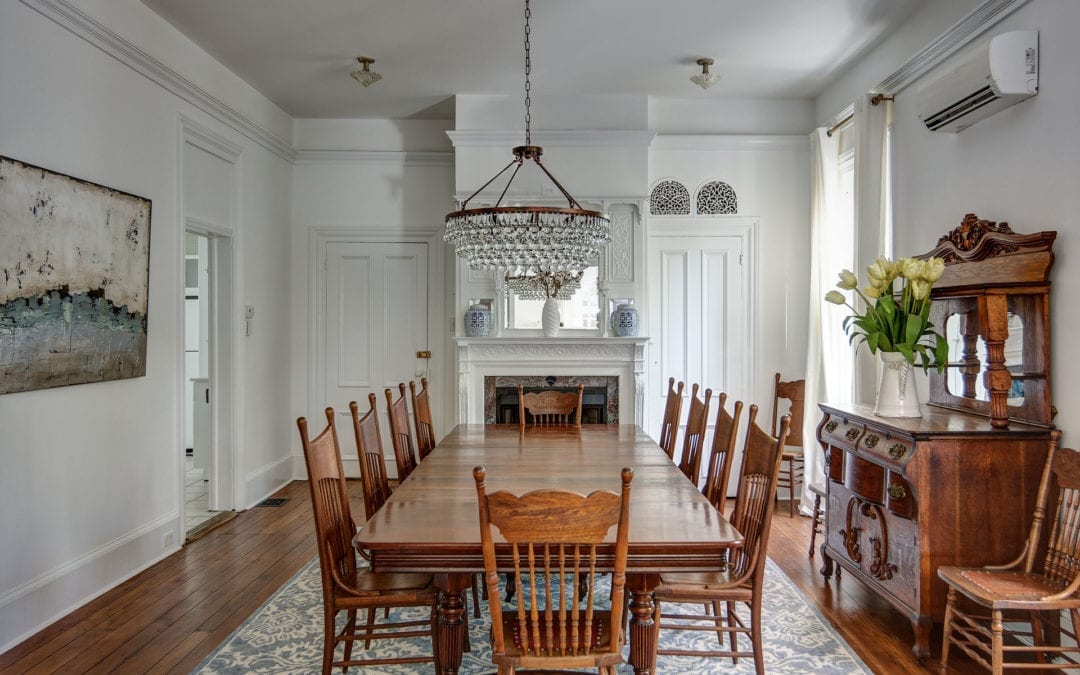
[[290, 118, 455, 465], [817, 0, 1078, 422], [0, 0, 293, 651], [649, 140, 812, 404]]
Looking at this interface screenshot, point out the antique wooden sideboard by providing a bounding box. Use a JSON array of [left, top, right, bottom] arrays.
[[816, 215, 1057, 660]]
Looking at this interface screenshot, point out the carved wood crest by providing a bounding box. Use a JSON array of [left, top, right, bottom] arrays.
[[922, 213, 1055, 266]]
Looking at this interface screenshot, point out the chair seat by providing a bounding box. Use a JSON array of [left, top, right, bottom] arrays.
[[808, 482, 825, 497], [938, 566, 1080, 609], [781, 448, 803, 461], [656, 571, 752, 600], [335, 568, 436, 605]]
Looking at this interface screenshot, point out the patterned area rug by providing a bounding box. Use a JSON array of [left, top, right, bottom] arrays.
[[196, 559, 868, 673]]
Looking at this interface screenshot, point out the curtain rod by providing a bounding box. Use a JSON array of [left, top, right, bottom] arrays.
[[826, 95, 895, 137]]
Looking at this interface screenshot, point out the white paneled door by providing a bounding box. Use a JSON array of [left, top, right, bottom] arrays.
[[647, 224, 753, 491], [322, 242, 429, 478]]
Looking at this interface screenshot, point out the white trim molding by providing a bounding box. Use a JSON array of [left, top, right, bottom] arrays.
[[651, 135, 810, 152], [875, 0, 1032, 94], [447, 129, 657, 148], [244, 455, 294, 509], [20, 0, 296, 161], [294, 150, 453, 167]]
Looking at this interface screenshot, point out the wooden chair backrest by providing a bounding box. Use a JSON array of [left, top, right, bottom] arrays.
[[1024, 432, 1079, 584], [349, 394, 393, 520], [728, 405, 789, 584], [385, 383, 419, 481], [409, 378, 436, 460], [518, 383, 584, 428], [702, 392, 744, 514], [297, 408, 357, 604], [677, 384, 712, 487], [771, 373, 805, 449], [659, 378, 685, 460], [474, 466, 633, 659]]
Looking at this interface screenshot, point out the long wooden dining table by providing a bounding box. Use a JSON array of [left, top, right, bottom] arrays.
[[354, 423, 743, 675]]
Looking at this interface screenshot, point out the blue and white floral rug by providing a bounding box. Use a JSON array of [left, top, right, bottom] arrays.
[[196, 558, 868, 673]]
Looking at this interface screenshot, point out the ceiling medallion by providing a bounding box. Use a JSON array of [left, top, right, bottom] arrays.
[[443, 0, 610, 296]]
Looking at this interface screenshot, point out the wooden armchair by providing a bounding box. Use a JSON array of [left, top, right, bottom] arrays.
[[939, 431, 1080, 673], [385, 383, 419, 481], [676, 384, 712, 488], [518, 383, 584, 429], [409, 377, 436, 460], [771, 373, 805, 517], [656, 406, 790, 675], [702, 392, 744, 514], [473, 465, 633, 674], [296, 408, 437, 673], [659, 377, 685, 460]]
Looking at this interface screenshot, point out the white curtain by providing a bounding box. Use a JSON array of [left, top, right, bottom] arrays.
[[801, 127, 845, 514]]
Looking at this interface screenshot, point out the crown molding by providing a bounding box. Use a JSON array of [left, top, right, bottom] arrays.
[[20, 0, 297, 162], [651, 135, 810, 152], [294, 150, 453, 167], [447, 129, 657, 148], [875, 0, 1031, 94]]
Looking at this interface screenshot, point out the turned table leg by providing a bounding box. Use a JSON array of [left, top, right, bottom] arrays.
[[627, 573, 661, 675], [912, 613, 932, 663], [433, 573, 470, 675]]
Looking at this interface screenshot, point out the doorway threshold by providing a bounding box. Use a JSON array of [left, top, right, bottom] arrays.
[[185, 511, 237, 544]]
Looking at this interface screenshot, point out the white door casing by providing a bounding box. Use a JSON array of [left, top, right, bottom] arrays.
[[647, 217, 757, 492], [320, 241, 429, 479]]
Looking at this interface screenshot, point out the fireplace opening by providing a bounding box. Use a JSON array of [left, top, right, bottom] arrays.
[[484, 376, 618, 424]]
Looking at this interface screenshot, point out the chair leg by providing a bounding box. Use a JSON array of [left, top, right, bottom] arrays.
[[941, 583, 959, 669], [322, 606, 336, 675], [788, 461, 796, 518], [1030, 609, 1046, 664], [727, 600, 739, 664], [712, 600, 725, 646], [472, 574, 481, 619], [751, 597, 765, 675], [341, 608, 357, 668], [809, 492, 822, 559], [363, 607, 376, 650], [992, 608, 1004, 675]]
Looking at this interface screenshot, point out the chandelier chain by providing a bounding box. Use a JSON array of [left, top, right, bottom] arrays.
[[524, 0, 531, 147]]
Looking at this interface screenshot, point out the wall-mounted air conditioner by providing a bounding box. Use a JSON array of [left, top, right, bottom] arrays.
[[915, 30, 1038, 133]]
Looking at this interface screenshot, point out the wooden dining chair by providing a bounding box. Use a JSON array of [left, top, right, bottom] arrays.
[[518, 383, 584, 429], [296, 408, 437, 673], [771, 373, 805, 517], [701, 392, 744, 514], [659, 377, 685, 460], [349, 394, 393, 521], [938, 431, 1080, 674], [385, 383, 419, 482], [676, 384, 712, 488], [656, 406, 790, 675], [409, 377, 436, 461], [473, 465, 633, 674]]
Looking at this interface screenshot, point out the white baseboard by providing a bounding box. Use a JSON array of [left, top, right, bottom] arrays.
[[0, 513, 179, 655], [244, 454, 293, 509]]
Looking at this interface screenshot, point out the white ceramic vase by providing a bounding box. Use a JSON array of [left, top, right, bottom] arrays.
[[541, 297, 560, 337], [874, 351, 922, 418]]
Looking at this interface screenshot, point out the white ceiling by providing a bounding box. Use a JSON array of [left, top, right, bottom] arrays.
[[142, 0, 931, 119]]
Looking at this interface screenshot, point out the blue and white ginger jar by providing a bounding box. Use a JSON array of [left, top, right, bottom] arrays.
[[464, 304, 492, 337], [611, 303, 640, 337]]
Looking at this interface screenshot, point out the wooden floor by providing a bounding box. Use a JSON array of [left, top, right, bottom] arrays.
[[0, 484, 1010, 674]]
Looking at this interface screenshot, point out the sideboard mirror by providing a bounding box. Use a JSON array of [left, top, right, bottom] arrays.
[[918, 214, 1056, 428]]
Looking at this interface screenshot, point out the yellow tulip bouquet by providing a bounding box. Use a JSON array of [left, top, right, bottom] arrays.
[[825, 256, 949, 372]]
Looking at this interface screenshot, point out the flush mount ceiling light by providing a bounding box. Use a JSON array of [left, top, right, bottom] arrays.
[[444, 0, 610, 293], [690, 57, 719, 90], [350, 56, 382, 87]]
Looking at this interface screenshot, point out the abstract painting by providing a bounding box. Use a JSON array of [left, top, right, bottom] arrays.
[[0, 156, 151, 394]]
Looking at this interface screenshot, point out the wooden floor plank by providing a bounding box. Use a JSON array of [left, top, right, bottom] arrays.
[[1, 486, 1002, 674]]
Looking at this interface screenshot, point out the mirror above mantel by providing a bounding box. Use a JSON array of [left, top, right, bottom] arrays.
[[918, 213, 1056, 428]]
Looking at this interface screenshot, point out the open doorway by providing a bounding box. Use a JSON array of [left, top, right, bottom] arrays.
[[184, 232, 216, 537]]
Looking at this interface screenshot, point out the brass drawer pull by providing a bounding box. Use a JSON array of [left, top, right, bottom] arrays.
[[864, 434, 879, 448], [887, 444, 907, 459], [888, 484, 907, 500], [845, 428, 861, 441], [825, 420, 839, 432]]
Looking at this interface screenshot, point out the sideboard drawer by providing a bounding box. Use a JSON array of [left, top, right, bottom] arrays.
[[844, 452, 885, 504], [822, 416, 863, 447]]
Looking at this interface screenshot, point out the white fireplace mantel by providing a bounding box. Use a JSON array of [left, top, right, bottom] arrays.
[[453, 337, 650, 426]]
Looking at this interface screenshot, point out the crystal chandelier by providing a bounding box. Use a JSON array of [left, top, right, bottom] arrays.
[[444, 0, 610, 291], [351, 57, 382, 87]]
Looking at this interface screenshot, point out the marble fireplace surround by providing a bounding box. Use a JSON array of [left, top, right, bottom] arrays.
[[453, 337, 649, 426], [485, 375, 619, 424]]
